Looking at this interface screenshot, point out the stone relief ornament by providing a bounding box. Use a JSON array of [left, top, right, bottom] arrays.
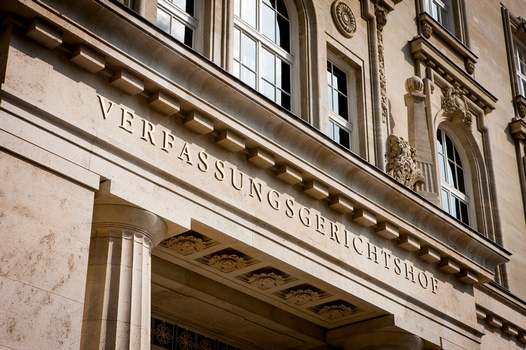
[[209, 254, 247, 273], [465, 58, 475, 75], [319, 304, 354, 320], [375, 4, 388, 122], [248, 272, 285, 290], [160, 235, 206, 255], [153, 322, 172, 347], [331, 1, 356, 38], [405, 75, 424, 94], [285, 289, 320, 305], [422, 21, 433, 38], [387, 135, 425, 191], [441, 86, 473, 130]]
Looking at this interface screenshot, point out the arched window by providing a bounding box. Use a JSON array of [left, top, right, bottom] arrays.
[[233, 0, 292, 110], [437, 128, 469, 225]]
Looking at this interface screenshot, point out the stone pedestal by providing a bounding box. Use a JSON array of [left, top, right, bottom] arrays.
[[80, 205, 167, 350], [343, 331, 424, 350]]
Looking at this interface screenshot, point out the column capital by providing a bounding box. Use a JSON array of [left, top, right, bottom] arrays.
[[92, 204, 167, 247]]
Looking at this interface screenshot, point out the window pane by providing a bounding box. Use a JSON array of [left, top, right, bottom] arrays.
[[157, 9, 171, 33], [445, 136, 454, 161], [261, 3, 276, 42], [337, 125, 350, 149], [241, 67, 256, 88], [171, 19, 187, 43], [441, 189, 450, 212], [241, 33, 256, 70], [261, 48, 275, 82], [460, 201, 469, 225], [172, 0, 194, 15], [279, 90, 291, 110], [448, 160, 457, 187], [233, 28, 241, 61], [241, 0, 257, 28], [261, 79, 275, 100], [337, 92, 349, 120], [457, 166, 465, 193], [184, 27, 193, 47], [277, 13, 290, 51], [234, 0, 241, 17], [279, 60, 290, 92], [328, 120, 335, 140], [438, 153, 446, 181], [333, 66, 347, 94]]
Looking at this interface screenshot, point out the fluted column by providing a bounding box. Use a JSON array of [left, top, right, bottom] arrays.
[[81, 205, 167, 350], [343, 331, 424, 350]]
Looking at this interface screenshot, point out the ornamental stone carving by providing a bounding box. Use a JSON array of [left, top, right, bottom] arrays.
[[331, 1, 356, 38], [209, 254, 247, 273], [422, 21, 433, 38], [465, 58, 476, 75], [285, 289, 320, 305], [248, 272, 285, 290], [387, 135, 424, 191], [319, 304, 354, 320], [405, 75, 424, 94], [160, 235, 206, 255], [441, 86, 473, 130]]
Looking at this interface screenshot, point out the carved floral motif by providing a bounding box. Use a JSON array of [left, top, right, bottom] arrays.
[[331, 1, 356, 38], [387, 135, 425, 190], [248, 272, 285, 290], [441, 86, 472, 130], [153, 322, 172, 347], [160, 235, 206, 255], [209, 254, 247, 273], [319, 304, 354, 320], [285, 289, 320, 305], [376, 4, 388, 122]]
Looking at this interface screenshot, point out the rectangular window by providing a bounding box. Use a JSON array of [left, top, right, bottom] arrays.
[[327, 60, 352, 149], [424, 0, 455, 34], [516, 42, 526, 97]]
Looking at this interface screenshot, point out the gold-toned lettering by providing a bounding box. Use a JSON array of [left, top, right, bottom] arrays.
[[299, 207, 311, 227], [267, 190, 280, 210], [214, 160, 225, 181], [120, 107, 135, 133], [98, 94, 116, 120], [198, 151, 209, 172], [178, 142, 193, 164], [141, 119, 156, 145]]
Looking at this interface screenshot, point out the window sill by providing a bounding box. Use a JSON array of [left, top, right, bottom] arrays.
[[419, 12, 477, 75]]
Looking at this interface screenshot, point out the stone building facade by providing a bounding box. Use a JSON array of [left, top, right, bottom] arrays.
[[1, 0, 526, 349]]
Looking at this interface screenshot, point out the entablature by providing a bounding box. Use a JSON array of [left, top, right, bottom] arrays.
[[410, 36, 497, 114], [3, 0, 510, 298]]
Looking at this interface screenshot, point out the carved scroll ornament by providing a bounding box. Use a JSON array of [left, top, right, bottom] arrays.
[[441, 86, 473, 130], [387, 135, 424, 190]]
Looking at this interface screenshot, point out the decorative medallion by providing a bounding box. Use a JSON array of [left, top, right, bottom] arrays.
[[331, 1, 356, 38], [160, 235, 206, 255], [319, 304, 354, 320], [209, 254, 247, 273], [285, 289, 320, 305], [422, 21, 433, 39], [248, 272, 285, 290]]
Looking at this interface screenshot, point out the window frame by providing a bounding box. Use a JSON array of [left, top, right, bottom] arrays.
[[231, 0, 297, 112], [156, 0, 203, 50], [515, 39, 526, 97], [326, 51, 358, 152]]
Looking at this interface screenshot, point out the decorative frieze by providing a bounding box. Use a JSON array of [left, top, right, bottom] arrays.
[[318, 304, 355, 320], [209, 253, 247, 273], [387, 135, 424, 190], [285, 289, 320, 305], [160, 234, 206, 255], [248, 272, 285, 290]]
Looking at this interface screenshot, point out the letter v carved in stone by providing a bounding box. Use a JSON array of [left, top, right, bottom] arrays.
[[97, 94, 116, 120]]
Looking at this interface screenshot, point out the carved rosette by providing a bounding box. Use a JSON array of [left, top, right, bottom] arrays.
[[422, 21, 433, 38], [248, 272, 285, 290], [319, 304, 354, 320], [331, 1, 356, 38], [285, 289, 320, 305], [387, 135, 425, 190], [209, 254, 247, 273], [160, 235, 206, 255], [441, 86, 473, 130]]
